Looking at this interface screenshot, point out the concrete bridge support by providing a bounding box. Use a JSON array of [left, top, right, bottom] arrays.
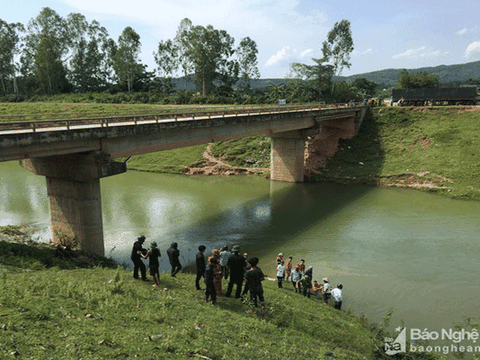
[[270, 130, 307, 182], [20, 152, 126, 256]]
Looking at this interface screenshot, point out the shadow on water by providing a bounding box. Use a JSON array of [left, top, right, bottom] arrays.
[[146, 109, 386, 263]]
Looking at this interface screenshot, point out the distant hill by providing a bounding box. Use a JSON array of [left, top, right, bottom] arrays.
[[170, 60, 480, 91], [335, 60, 480, 86]]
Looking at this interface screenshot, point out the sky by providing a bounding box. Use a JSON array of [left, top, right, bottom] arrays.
[[2, 0, 480, 79]]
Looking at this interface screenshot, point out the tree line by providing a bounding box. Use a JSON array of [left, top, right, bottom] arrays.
[[4, 9, 453, 105], [0, 8, 261, 99]]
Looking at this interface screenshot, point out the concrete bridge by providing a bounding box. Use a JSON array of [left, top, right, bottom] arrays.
[[0, 104, 368, 255]]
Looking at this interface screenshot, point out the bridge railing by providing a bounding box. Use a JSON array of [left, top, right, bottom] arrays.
[[0, 104, 362, 134]]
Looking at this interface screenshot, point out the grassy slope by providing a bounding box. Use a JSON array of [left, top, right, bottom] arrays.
[[0, 226, 448, 360], [316, 107, 480, 201]]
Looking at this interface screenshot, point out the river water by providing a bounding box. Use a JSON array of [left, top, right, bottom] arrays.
[[1, 161, 480, 333]]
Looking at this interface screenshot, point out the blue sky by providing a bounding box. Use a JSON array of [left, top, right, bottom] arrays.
[[2, 0, 480, 79]]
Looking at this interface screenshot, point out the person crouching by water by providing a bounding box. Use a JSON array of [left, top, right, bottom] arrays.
[[331, 284, 343, 310], [195, 245, 207, 290], [142, 241, 161, 287], [131, 235, 148, 281], [166, 242, 182, 277], [204, 255, 218, 305], [244, 257, 265, 307], [290, 266, 302, 293]]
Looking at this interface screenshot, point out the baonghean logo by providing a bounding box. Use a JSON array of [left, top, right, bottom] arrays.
[[385, 327, 406, 355]]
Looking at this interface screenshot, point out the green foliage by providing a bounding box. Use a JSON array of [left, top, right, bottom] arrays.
[[397, 69, 440, 89], [125, 145, 207, 174], [317, 107, 480, 201], [322, 19, 354, 78], [210, 136, 271, 168]]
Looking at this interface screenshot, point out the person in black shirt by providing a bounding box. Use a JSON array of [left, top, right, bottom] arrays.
[[142, 241, 161, 286], [131, 235, 148, 281], [195, 245, 206, 290], [204, 256, 218, 305], [225, 245, 247, 298], [166, 242, 182, 277]]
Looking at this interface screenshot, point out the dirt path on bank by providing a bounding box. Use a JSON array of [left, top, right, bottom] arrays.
[[185, 133, 454, 191], [184, 144, 269, 177]]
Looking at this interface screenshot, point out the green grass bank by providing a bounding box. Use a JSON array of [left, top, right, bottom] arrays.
[[314, 106, 480, 201], [0, 227, 449, 359]]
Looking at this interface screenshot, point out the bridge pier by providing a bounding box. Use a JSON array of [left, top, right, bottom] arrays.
[[270, 130, 307, 183], [20, 152, 126, 256]]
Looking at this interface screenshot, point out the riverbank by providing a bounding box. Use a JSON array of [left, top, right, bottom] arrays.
[[0, 227, 450, 359], [312, 106, 480, 201]]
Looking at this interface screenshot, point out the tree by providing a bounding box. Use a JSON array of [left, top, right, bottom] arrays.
[[186, 24, 236, 96], [322, 19, 354, 93], [113, 27, 143, 92], [34, 35, 69, 94], [351, 77, 377, 97], [289, 58, 334, 101], [174, 18, 194, 90], [67, 14, 110, 92], [154, 39, 179, 94], [237, 37, 260, 92], [0, 19, 24, 95], [21, 8, 70, 78], [397, 69, 440, 89]]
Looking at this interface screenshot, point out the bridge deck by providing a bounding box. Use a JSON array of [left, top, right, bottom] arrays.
[[0, 104, 366, 162]]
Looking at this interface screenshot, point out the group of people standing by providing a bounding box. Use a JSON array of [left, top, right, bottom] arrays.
[[196, 245, 265, 307], [275, 253, 344, 310], [130, 236, 183, 287], [131, 237, 343, 310]]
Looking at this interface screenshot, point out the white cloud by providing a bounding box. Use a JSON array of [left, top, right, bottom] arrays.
[[266, 46, 290, 67], [456, 28, 467, 36], [465, 42, 480, 58], [392, 46, 426, 59], [300, 49, 313, 58], [353, 48, 375, 57], [391, 46, 446, 60]]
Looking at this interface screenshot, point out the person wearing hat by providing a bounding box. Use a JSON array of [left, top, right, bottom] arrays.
[[322, 277, 331, 304], [331, 284, 343, 310], [275, 253, 284, 266], [142, 241, 161, 287], [131, 235, 148, 281], [225, 245, 247, 298]]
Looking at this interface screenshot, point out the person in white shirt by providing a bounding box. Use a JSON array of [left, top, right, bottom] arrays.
[[331, 283, 343, 310], [321, 277, 331, 304], [276, 261, 285, 288]]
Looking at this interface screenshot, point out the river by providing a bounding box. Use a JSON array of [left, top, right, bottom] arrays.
[[1, 161, 480, 334]]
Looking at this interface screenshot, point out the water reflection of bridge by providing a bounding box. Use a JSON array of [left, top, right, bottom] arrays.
[[0, 105, 368, 255]]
